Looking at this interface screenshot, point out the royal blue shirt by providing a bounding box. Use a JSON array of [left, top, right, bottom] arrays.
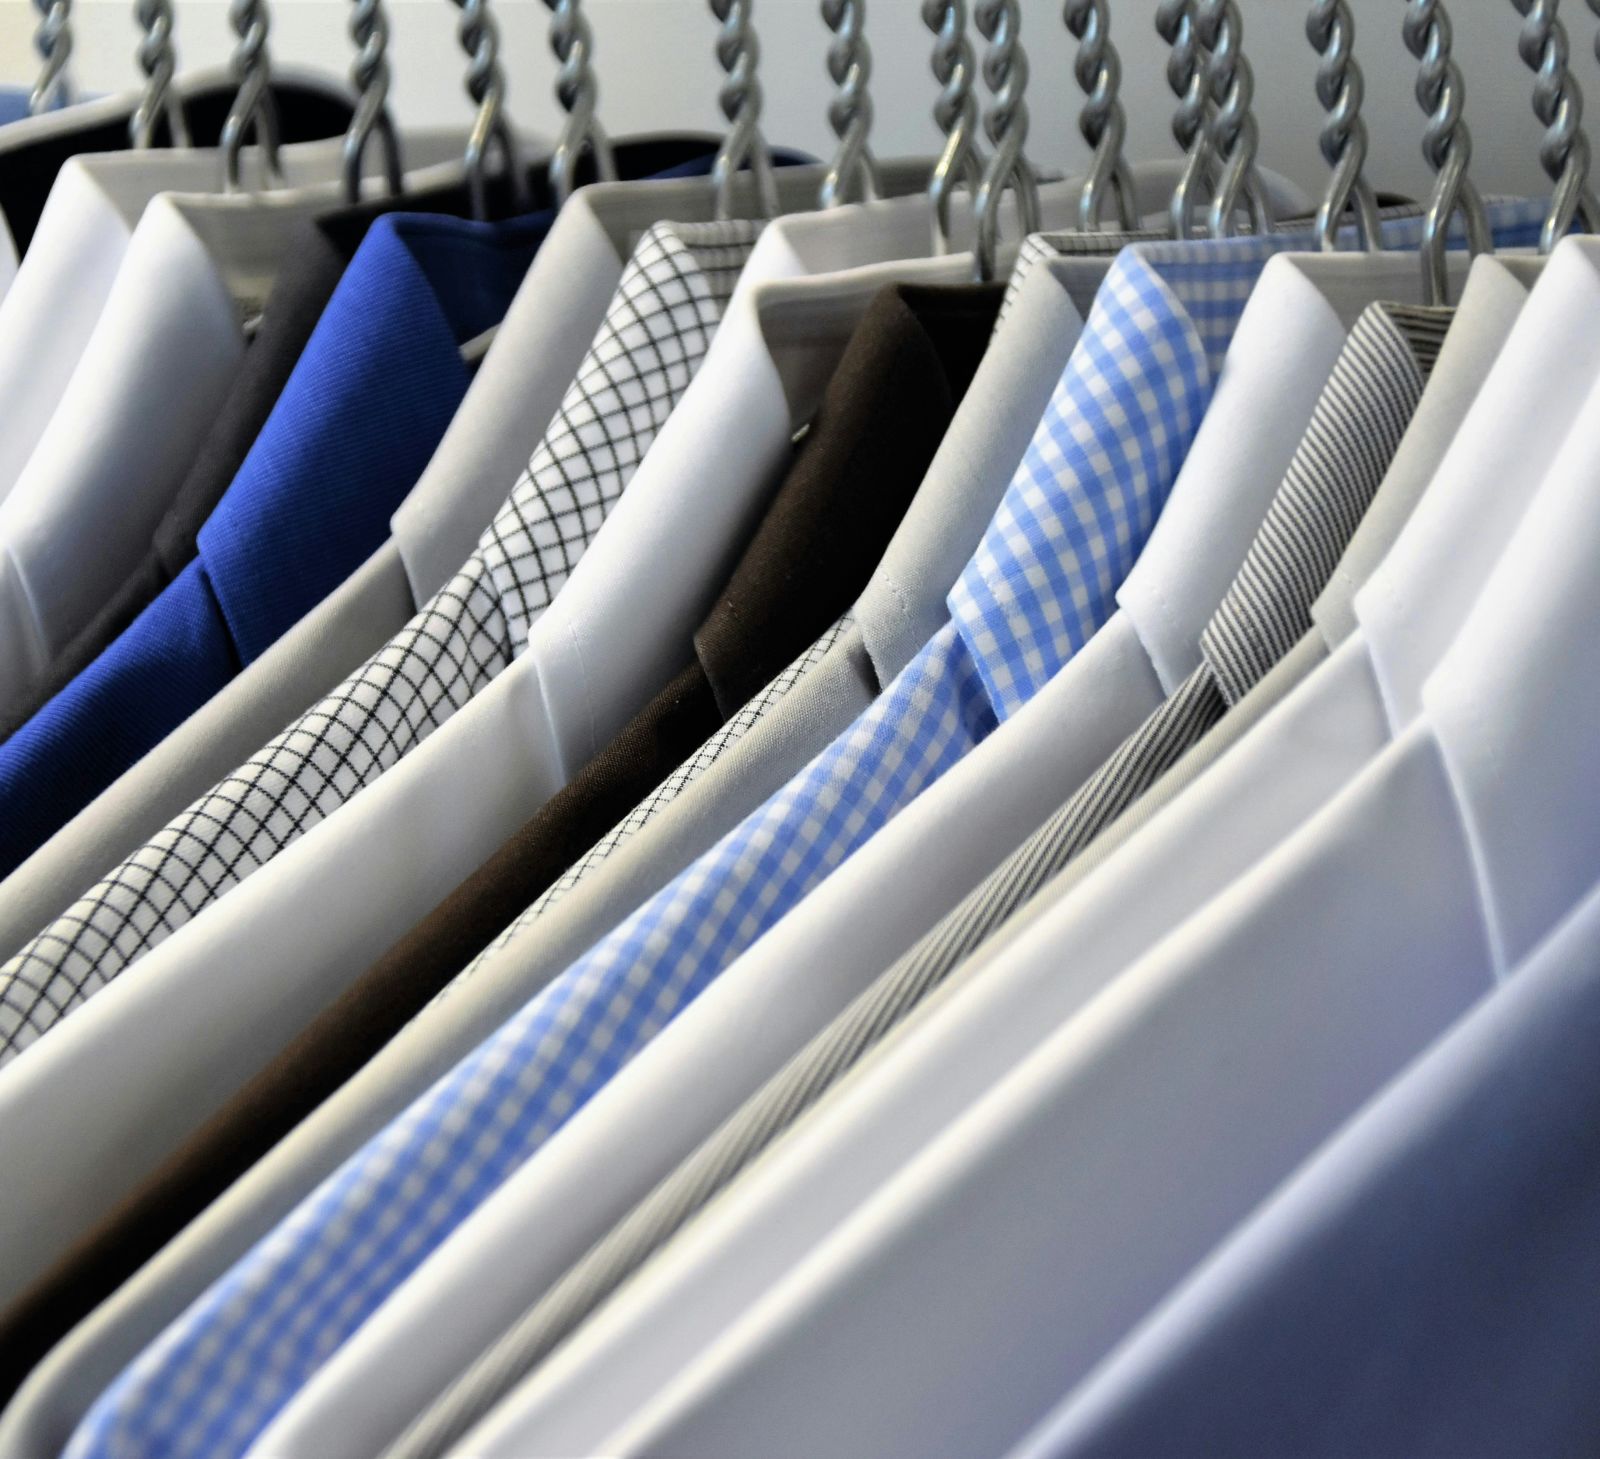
[[0, 208, 549, 874]]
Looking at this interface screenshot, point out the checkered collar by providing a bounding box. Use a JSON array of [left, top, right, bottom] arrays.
[[950, 200, 1548, 724]]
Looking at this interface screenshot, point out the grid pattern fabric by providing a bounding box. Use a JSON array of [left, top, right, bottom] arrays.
[[65, 235, 1230, 1459], [445, 614, 856, 1002], [374, 301, 1459, 1459], [0, 221, 761, 1065]]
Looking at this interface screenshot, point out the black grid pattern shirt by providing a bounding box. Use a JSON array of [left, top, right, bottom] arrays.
[[0, 220, 763, 1062]]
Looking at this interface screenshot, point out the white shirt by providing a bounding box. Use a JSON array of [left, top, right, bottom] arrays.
[[243, 235, 1376, 1459], [446, 239, 1600, 1459], [587, 334, 1600, 1459]]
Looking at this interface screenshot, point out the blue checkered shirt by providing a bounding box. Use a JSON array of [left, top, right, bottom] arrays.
[[67, 204, 1545, 1459]]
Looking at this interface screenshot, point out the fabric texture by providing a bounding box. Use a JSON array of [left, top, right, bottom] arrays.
[[0, 219, 758, 1064], [380, 301, 1452, 1459], [6, 139, 725, 737], [63, 234, 1241, 1459], [0, 283, 995, 1391]]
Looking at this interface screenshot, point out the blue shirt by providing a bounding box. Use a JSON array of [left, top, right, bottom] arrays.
[[68, 203, 1548, 1459], [0, 209, 550, 875]]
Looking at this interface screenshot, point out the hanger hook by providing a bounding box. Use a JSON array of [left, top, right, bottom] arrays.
[[1158, 0, 1214, 239], [29, 0, 73, 116], [342, 0, 404, 201], [1195, 0, 1270, 239], [1404, 0, 1491, 305], [221, 0, 285, 192], [708, 0, 778, 221], [923, 0, 984, 255], [819, 0, 880, 209], [452, 0, 529, 220], [130, 0, 188, 147], [1064, 1, 1135, 233], [1512, 0, 1600, 250], [1306, 1, 1380, 251], [546, 0, 616, 207], [972, 0, 1039, 283]]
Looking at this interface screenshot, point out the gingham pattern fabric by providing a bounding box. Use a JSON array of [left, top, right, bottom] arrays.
[[372, 305, 1459, 1459], [442, 613, 857, 1003], [63, 235, 1226, 1459], [0, 221, 760, 1065], [68, 226, 1523, 1459]]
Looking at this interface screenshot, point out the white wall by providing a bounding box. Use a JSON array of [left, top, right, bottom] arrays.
[[0, 0, 1568, 205]]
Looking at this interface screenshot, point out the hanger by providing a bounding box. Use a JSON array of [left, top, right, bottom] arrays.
[[1306, 0, 1380, 251], [130, 0, 188, 147], [220, 0, 287, 191], [452, 0, 530, 219], [1404, 0, 1490, 304], [922, 1, 983, 256], [543, 0, 617, 207], [709, 0, 779, 221], [971, 0, 1040, 282], [1064, 1, 1136, 232], [28, 0, 73, 117], [1510, 0, 1600, 253], [341, 0, 404, 201], [818, 0, 879, 209]]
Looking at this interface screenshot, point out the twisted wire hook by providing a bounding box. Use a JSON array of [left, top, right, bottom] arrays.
[[972, 0, 1039, 282], [1511, 0, 1599, 249], [709, 0, 778, 220], [342, 0, 403, 200], [130, 0, 188, 147], [221, 0, 285, 191], [546, 0, 616, 205], [923, 0, 984, 254], [1064, 0, 1136, 231], [1403, 0, 1492, 303], [1195, 0, 1269, 237], [1158, 0, 1215, 238], [30, 0, 72, 116], [453, 0, 529, 219], [1306, 0, 1379, 250], [819, 0, 879, 208]]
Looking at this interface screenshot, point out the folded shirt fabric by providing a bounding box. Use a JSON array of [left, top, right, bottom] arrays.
[[0, 208, 550, 963]]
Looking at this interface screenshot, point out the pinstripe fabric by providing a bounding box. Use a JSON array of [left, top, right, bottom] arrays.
[[379, 303, 1452, 1459]]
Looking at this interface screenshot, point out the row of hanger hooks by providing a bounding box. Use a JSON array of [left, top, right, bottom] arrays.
[[27, 0, 1600, 299]]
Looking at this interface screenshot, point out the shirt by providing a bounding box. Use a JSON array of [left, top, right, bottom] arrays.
[[594, 353, 1600, 1459], [0, 281, 1000, 1404], [64, 232, 1238, 1459], [2, 139, 726, 741], [371, 297, 1451, 1459], [0, 219, 766, 1308], [0, 208, 551, 1023], [1012, 873, 1600, 1459]]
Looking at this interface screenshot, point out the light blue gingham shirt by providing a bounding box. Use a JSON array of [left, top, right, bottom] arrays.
[[69, 204, 1544, 1459]]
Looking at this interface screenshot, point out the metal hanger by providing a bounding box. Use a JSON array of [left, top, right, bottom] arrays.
[[923, 0, 983, 256], [1510, 0, 1599, 252], [818, 0, 879, 208], [453, 0, 530, 220], [1195, 0, 1269, 238], [708, 0, 779, 221], [1306, 0, 1380, 251], [971, 0, 1040, 283], [342, 0, 404, 201], [544, 0, 617, 207], [130, 0, 188, 147], [221, 0, 286, 191], [29, 0, 73, 116], [1160, 0, 1214, 240], [1404, 0, 1491, 305], [1063, 1, 1135, 233]]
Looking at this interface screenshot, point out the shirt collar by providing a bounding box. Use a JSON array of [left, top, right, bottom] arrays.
[[949, 199, 1548, 725]]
